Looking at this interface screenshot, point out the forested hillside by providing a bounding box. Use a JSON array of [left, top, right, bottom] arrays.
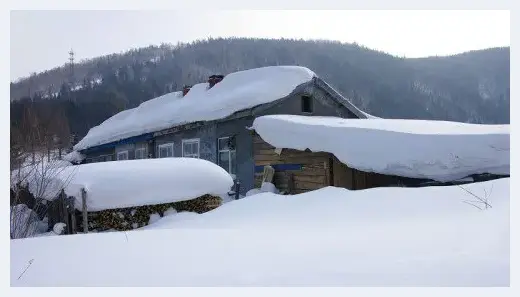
[[10, 38, 510, 153]]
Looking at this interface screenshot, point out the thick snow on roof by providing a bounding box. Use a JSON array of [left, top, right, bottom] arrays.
[[74, 66, 316, 151], [62, 151, 85, 163], [50, 158, 234, 211], [11, 178, 509, 286], [252, 115, 510, 182]]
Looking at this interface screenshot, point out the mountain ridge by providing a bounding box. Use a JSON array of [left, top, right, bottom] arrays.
[[9, 38, 510, 146]]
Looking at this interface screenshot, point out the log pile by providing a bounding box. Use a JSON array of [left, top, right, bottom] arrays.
[[77, 194, 222, 232]]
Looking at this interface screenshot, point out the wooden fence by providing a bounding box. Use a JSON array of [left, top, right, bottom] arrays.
[[47, 188, 88, 235]]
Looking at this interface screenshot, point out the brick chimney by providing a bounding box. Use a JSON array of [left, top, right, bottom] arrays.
[[182, 85, 191, 96], [208, 74, 225, 88]]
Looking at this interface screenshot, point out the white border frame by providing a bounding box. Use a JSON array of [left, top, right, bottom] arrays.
[[157, 142, 174, 158], [182, 138, 200, 158]]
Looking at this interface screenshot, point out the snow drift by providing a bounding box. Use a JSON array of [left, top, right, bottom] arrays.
[[43, 158, 234, 211], [74, 66, 316, 150], [252, 115, 510, 182], [10, 178, 509, 286]]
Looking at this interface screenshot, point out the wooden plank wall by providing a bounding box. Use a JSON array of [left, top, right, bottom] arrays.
[[253, 135, 332, 194], [331, 155, 403, 190], [253, 135, 407, 193]]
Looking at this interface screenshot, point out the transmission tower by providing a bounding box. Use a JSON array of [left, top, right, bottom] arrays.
[[68, 49, 75, 85]]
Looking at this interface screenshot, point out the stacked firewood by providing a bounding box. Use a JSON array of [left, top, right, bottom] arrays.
[[78, 195, 222, 232]]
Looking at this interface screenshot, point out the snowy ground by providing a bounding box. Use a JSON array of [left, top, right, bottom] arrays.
[[11, 178, 509, 286]]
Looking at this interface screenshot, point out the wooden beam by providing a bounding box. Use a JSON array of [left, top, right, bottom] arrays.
[[81, 188, 88, 233]]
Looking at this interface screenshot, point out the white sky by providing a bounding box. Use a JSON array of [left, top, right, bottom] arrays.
[[10, 10, 510, 81]]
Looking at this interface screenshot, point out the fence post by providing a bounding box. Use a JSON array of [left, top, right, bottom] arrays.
[[68, 197, 77, 234], [235, 179, 240, 200], [81, 188, 88, 233], [59, 189, 69, 234]]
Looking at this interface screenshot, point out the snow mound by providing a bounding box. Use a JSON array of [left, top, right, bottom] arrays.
[[148, 213, 161, 225], [53, 158, 234, 211], [252, 115, 510, 182], [10, 178, 509, 286], [74, 66, 316, 150], [62, 151, 85, 163]]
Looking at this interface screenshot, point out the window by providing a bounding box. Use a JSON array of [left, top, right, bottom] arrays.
[[218, 136, 236, 175], [158, 143, 174, 158], [182, 139, 200, 158], [135, 147, 147, 159], [117, 150, 129, 161], [301, 95, 313, 113]]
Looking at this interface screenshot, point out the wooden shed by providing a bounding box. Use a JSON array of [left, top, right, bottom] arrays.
[[253, 134, 419, 193]]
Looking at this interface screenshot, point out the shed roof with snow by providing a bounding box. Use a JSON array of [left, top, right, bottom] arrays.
[[252, 115, 510, 182]]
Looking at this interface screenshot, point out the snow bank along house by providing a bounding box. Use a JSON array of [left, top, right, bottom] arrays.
[[71, 66, 509, 195]]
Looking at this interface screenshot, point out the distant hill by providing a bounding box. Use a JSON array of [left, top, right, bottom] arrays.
[[10, 38, 510, 146]]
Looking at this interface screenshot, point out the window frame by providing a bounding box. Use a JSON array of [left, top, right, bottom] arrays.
[[218, 136, 236, 175], [116, 150, 129, 161], [301, 95, 313, 113], [134, 147, 147, 159], [182, 138, 200, 158], [157, 143, 174, 158]]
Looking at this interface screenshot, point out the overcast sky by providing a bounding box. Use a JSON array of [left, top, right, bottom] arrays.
[[10, 10, 510, 81]]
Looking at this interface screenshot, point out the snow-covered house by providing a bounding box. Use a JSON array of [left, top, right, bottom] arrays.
[[72, 66, 372, 195], [251, 115, 510, 193], [72, 65, 509, 195]]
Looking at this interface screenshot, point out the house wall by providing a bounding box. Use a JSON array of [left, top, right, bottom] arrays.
[[254, 135, 424, 193], [84, 147, 115, 163], [113, 142, 150, 160], [253, 134, 332, 194], [154, 124, 217, 161], [216, 117, 255, 193], [115, 143, 135, 160], [256, 84, 359, 119]]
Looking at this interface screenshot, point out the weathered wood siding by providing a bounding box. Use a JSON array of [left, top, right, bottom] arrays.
[[253, 135, 413, 193], [253, 134, 332, 194], [331, 155, 410, 190]]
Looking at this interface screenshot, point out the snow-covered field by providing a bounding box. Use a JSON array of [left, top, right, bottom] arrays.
[[11, 177, 509, 286], [253, 115, 510, 182]]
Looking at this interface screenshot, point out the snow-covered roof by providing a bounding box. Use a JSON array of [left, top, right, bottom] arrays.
[[54, 158, 234, 211], [62, 151, 85, 164], [252, 115, 510, 182], [74, 66, 316, 151]]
